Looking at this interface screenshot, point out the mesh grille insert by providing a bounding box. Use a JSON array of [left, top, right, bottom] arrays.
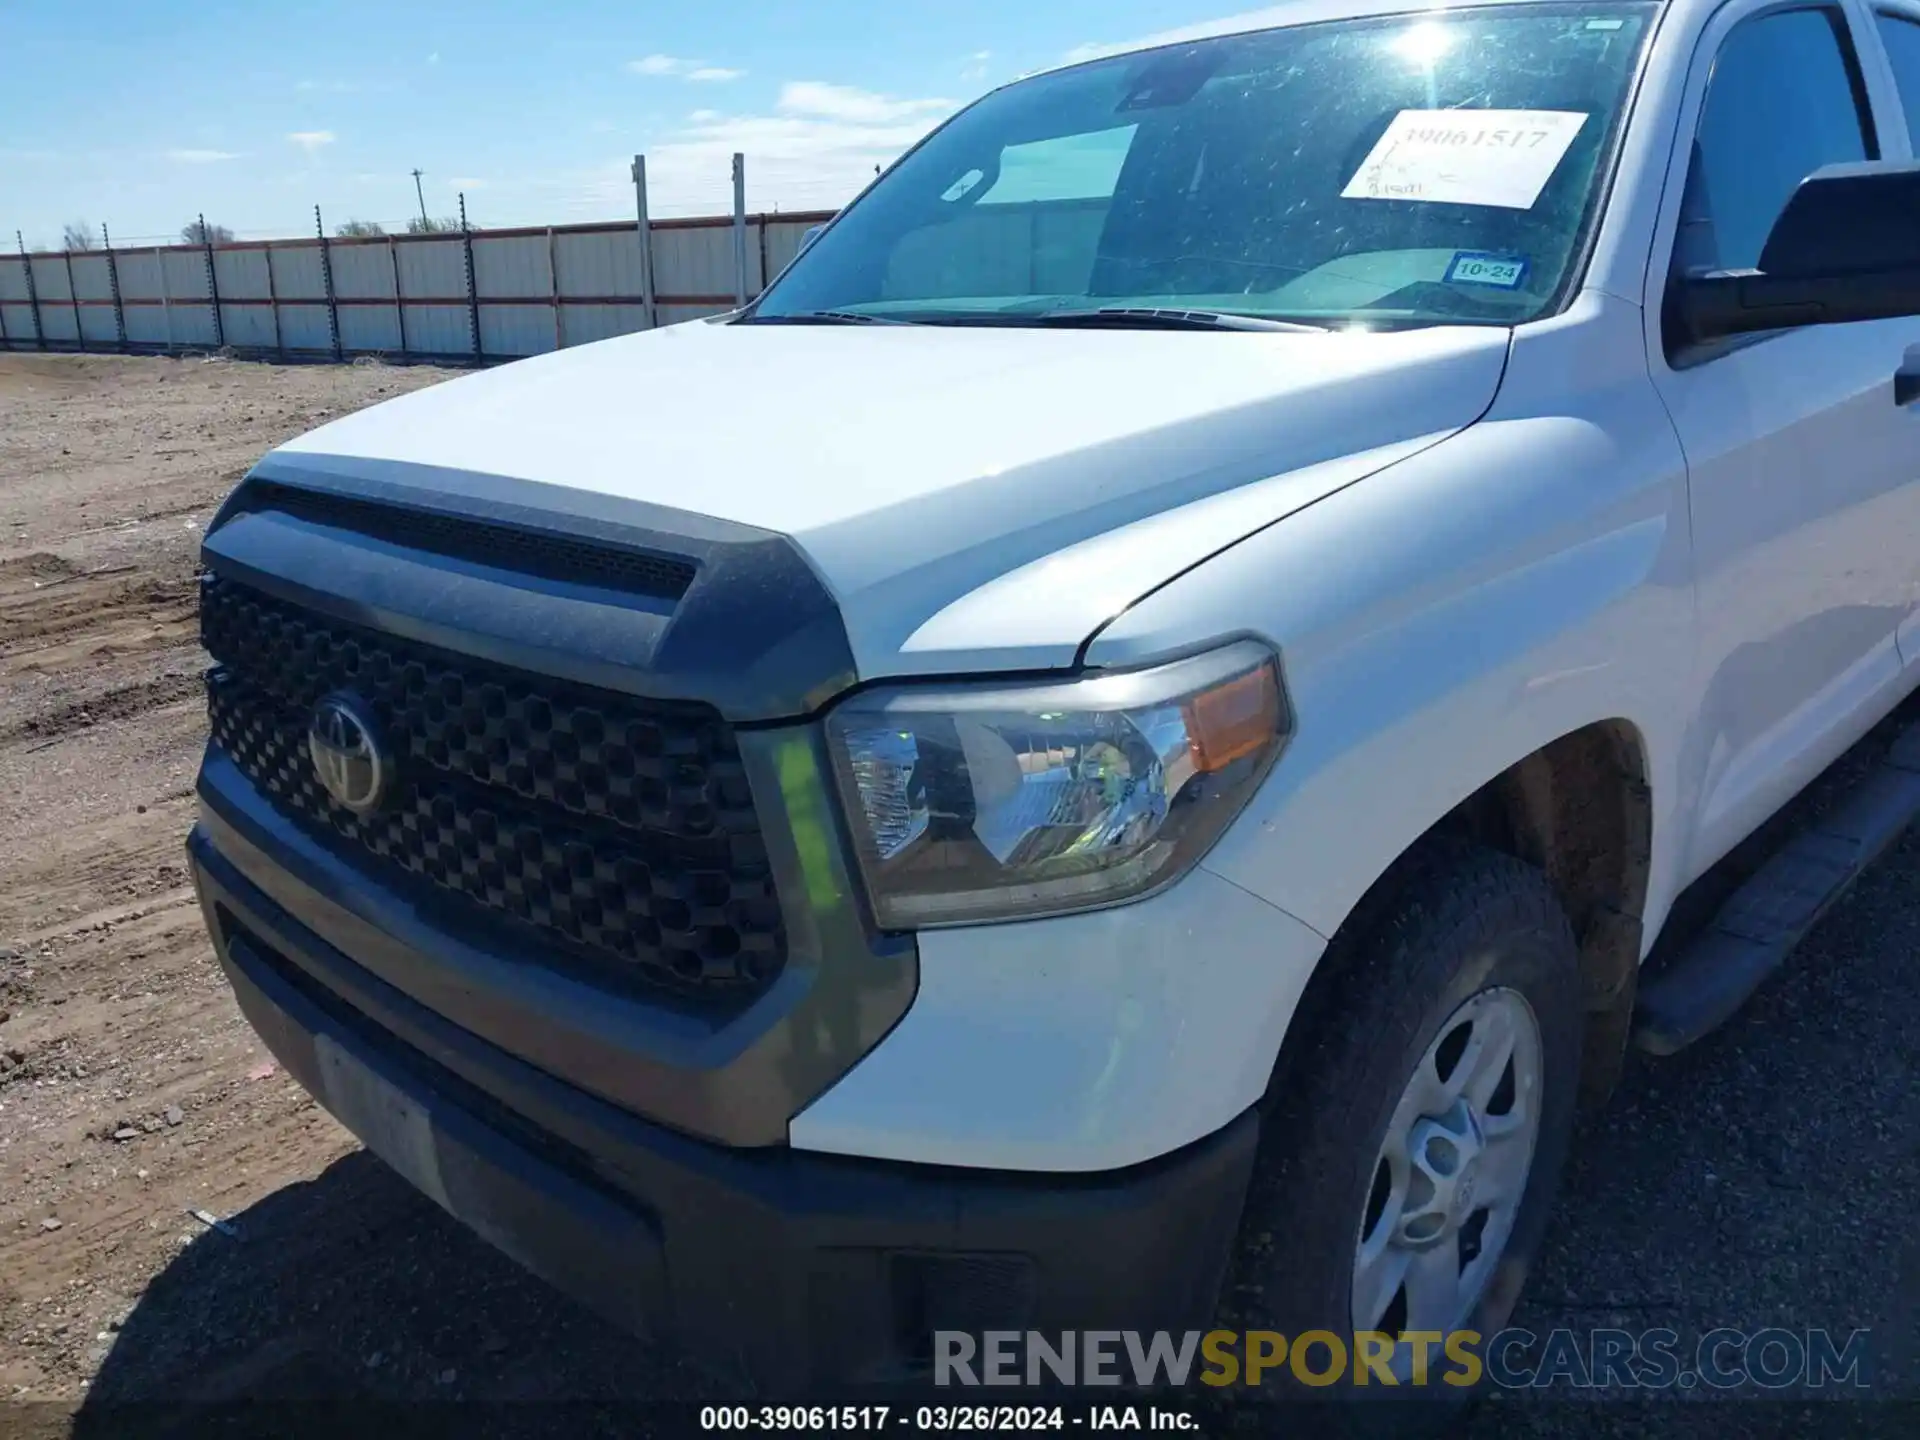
[[201, 573, 783, 1003]]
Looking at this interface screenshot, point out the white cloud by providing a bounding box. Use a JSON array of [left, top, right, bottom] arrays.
[[525, 77, 955, 222], [287, 130, 336, 156], [1063, 7, 1295, 65], [629, 54, 743, 81], [427, 51, 441, 65], [777, 81, 954, 124], [611, 85, 956, 216], [166, 148, 242, 163], [961, 49, 992, 82], [449, 176, 487, 190]]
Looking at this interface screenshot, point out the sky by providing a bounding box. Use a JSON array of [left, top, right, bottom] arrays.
[[0, 0, 1261, 248]]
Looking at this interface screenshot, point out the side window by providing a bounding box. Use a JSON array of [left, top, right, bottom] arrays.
[[1874, 12, 1920, 144], [1673, 8, 1876, 277]]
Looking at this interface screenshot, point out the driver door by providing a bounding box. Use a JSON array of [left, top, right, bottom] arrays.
[[1650, 1, 1920, 877], [1862, 0, 1920, 664]]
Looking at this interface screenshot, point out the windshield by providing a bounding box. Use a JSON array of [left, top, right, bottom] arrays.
[[752, 3, 1656, 329]]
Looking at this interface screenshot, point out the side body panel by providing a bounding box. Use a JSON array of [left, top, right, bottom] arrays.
[[1086, 292, 1698, 947], [1639, 0, 1920, 879], [1875, 0, 1920, 668]]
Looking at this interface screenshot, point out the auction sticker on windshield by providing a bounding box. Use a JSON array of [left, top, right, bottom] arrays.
[[1445, 252, 1530, 289], [1342, 109, 1588, 209]]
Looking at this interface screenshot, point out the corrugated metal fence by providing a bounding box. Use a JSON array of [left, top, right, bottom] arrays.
[[0, 209, 833, 362]]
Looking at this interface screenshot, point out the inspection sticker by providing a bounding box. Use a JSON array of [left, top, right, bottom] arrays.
[[1342, 109, 1589, 210], [1445, 252, 1530, 289]]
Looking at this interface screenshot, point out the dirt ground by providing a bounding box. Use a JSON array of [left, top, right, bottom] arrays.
[[0, 352, 1913, 1438]]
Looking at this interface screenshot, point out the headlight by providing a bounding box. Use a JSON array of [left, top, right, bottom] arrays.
[[824, 641, 1288, 927]]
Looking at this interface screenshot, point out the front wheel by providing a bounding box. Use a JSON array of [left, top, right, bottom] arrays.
[[1226, 838, 1584, 1420]]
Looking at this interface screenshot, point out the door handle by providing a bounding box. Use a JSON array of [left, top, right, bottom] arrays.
[[1897, 345, 1920, 406]]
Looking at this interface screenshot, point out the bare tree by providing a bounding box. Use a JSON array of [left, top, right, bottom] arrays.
[[335, 219, 387, 238], [62, 221, 98, 252], [181, 219, 236, 246], [405, 215, 460, 235]]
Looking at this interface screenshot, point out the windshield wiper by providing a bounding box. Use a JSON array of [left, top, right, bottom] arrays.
[[1030, 306, 1329, 333], [737, 309, 913, 325]]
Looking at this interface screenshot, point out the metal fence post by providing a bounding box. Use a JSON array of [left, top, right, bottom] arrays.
[[315, 206, 342, 361], [264, 241, 284, 359], [546, 227, 563, 351], [387, 235, 409, 360], [199, 213, 224, 349], [631, 155, 657, 330], [155, 246, 175, 353], [731, 153, 748, 308], [63, 248, 84, 351], [102, 224, 126, 349], [17, 233, 46, 350], [459, 192, 481, 361]]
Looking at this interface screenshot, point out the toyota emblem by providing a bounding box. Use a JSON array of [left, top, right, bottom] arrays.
[[307, 692, 390, 814]]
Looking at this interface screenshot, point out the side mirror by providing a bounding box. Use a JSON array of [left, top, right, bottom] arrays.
[[798, 223, 827, 253], [1667, 160, 1920, 348]]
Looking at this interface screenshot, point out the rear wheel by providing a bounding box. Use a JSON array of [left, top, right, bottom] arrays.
[[1226, 838, 1583, 1421]]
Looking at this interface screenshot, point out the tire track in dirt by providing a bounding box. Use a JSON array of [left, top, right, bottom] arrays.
[[0, 554, 79, 587], [2, 673, 205, 744], [0, 571, 199, 673]]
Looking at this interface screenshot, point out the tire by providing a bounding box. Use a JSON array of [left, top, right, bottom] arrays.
[[1220, 836, 1584, 1430]]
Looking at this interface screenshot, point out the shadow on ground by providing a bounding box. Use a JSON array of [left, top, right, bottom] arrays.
[[70, 1150, 720, 1438], [68, 703, 1920, 1440]]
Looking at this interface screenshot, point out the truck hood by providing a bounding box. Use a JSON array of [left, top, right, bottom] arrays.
[[278, 318, 1508, 677]]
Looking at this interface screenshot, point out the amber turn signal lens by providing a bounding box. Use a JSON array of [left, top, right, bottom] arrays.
[[1184, 662, 1282, 773]]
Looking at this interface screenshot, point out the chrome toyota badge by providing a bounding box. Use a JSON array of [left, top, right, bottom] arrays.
[[307, 692, 390, 814]]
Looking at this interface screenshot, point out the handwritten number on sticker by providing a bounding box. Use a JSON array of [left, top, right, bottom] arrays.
[[1341, 109, 1588, 209]]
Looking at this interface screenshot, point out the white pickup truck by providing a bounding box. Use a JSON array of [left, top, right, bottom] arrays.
[[189, 0, 1920, 1411]]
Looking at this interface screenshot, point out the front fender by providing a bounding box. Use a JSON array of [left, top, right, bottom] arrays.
[[1087, 295, 1696, 950]]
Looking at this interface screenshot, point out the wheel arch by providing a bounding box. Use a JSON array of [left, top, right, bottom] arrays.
[[1442, 718, 1652, 1106], [1271, 718, 1655, 1112]]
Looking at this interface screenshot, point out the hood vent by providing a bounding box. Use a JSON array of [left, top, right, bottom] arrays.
[[245, 481, 698, 602]]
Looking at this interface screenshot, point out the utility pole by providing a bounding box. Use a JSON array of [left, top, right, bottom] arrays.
[[411, 168, 430, 225]]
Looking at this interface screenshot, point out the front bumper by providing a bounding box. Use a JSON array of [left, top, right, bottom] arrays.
[[190, 824, 1261, 1389]]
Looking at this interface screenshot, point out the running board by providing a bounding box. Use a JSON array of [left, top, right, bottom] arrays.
[[1632, 721, 1920, 1056]]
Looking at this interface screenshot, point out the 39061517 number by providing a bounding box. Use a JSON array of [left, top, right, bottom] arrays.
[[699, 1405, 896, 1430]]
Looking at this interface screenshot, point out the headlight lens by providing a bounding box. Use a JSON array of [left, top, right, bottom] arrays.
[[824, 641, 1287, 927]]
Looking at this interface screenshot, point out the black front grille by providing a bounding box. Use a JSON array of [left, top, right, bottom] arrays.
[[201, 574, 785, 1004]]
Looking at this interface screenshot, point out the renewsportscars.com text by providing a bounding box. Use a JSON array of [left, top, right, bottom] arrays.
[[934, 1327, 1871, 1391]]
